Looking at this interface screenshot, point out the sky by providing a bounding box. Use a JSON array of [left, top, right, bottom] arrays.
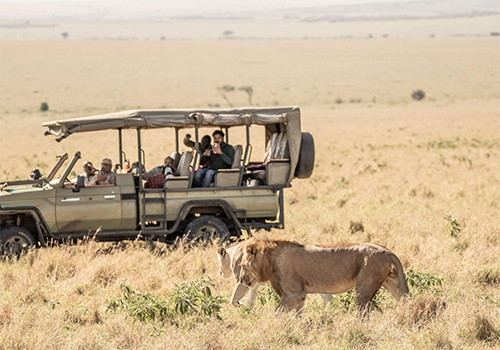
[[0, 0, 497, 20]]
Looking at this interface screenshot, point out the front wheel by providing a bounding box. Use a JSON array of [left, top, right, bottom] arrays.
[[0, 226, 36, 257], [183, 216, 231, 246]]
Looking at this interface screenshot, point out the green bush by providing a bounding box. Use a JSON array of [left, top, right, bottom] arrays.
[[406, 269, 444, 295], [107, 276, 227, 324], [256, 285, 281, 306]]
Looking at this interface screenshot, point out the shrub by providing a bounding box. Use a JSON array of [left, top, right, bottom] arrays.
[[471, 315, 500, 343], [411, 90, 426, 101], [474, 268, 500, 287], [444, 213, 462, 239], [405, 269, 444, 295], [107, 276, 227, 324], [256, 285, 280, 306], [460, 315, 500, 344], [40, 102, 49, 112], [170, 277, 226, 319], [349, 221, 364, 234]]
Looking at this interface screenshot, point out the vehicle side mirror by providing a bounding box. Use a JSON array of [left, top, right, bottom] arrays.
[[30, 168, 42, 180], [74, 175, 85, 192]]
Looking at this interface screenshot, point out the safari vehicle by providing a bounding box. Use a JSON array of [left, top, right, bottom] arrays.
[[0, 107, 314, 254]]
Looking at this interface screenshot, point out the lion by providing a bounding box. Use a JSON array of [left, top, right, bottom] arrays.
[[217, 241, 261, 306], [217, 241, 333, 306], [237, 238, 409, 315]]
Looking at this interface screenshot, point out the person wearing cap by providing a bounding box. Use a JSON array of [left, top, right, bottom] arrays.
[[95, 158, 116, 185], [81, 161, 98, 186]]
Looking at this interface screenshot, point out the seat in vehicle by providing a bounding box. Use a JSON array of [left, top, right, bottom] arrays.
[[214, 144, 243, 187], [164, 151, 193, 189]]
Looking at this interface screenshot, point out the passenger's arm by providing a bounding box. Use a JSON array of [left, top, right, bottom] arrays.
[[220, 145, 235, 166], [143, 166, 159, 180]]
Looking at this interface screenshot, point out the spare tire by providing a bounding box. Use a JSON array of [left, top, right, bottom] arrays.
[[294, 132, 315, 179]]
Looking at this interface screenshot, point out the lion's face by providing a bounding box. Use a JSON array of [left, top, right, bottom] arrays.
[[240, 243, 268, 284], [238, 263, 257, 288], [217, 246, 233, 280]]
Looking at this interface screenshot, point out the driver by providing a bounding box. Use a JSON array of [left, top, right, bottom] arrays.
[[81, 161, 98, 186], [95, 158, 116, 185]]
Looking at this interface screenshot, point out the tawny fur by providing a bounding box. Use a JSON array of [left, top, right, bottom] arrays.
[[217, 241, 261, 306], [218, 240, 334, 306], [238, 238, 409, 315]]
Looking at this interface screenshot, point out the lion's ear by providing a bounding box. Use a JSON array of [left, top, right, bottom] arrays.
[[217, 246, 226, 257], [249, 245, 257, 256]]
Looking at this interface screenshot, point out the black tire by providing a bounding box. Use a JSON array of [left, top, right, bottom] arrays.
[[0, 226, 36, 258], [183, 216, 231, 246], [228, 225, 242, 243], [294, 132, 315, 179]]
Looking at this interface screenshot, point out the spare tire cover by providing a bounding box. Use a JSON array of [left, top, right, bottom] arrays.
[[294, 132, 315, 179]]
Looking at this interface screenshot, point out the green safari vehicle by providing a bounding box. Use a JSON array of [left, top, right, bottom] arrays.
[[0, 107, 314, 254]]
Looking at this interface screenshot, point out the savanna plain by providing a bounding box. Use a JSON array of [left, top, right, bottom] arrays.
[[0, 28, 499, 349]]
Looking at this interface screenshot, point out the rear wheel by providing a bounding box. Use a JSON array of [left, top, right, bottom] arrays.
[[183, 216, 231, 246], [0, 226, 36, 258]]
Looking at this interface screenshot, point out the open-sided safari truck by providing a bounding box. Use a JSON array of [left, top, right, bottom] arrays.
[[0, 107, 314, 254]]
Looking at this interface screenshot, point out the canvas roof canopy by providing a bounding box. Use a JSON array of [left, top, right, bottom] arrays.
[[42, 106, 302, 182]]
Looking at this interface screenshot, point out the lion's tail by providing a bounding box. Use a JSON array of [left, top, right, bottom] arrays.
[[386, 253, 410, 300]]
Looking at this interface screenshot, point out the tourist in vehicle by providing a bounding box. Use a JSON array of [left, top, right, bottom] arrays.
[[144, 156, 176, 179], [198, 135, 212, 169], [95, 158, 116, 185], [183, 133, 196, 149], [81, 161, 98, 186], [193, 130, 234, 187]]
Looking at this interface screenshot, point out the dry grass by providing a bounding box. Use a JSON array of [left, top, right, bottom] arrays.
[[0, 27, 499, 349]]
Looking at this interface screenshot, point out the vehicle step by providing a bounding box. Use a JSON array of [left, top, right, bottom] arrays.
[[145, 198, 165, 203], [142, 227, 167, 232], [143, 188, 165, 193], [144, 214, 165, 220]]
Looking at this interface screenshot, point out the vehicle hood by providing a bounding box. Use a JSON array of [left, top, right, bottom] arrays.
[[0, 186, 49, 199]]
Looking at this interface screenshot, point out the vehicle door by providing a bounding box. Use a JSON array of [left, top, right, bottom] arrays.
[[55, 185, 121, 233]]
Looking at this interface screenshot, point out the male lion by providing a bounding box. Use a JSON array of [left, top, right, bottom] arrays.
[[218, 241, 333, 306], [237, 238, 409, 315]]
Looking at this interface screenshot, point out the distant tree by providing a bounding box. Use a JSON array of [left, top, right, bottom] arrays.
[[62, 32, 68, 40], [40, 102, 49, 112], [411, 90, 426, 101], [238, 86, 254, 105], [217, 85, 235, 107]]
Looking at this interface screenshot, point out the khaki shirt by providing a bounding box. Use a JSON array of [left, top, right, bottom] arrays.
[[80, 173, 97, 186], [97, 171, 116, 185]]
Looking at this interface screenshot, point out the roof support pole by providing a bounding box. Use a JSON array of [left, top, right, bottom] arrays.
[[238, 125, 251, 186], [224, 127, 229, 143], [189, 124, 200, 188], [118, 128, 123, 168], [137, 128, 145, 231], [175, 128, 179, 153]]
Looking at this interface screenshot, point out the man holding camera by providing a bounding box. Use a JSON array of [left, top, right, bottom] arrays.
[[193, 130, 234, 187], [95, 158, 116, 185]]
